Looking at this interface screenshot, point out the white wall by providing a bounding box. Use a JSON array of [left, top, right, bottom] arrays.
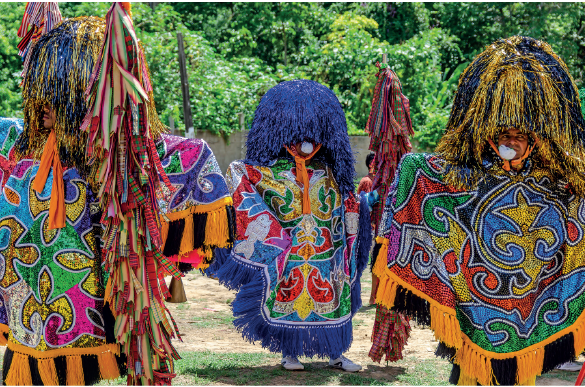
[[193, 130, 372, 179]]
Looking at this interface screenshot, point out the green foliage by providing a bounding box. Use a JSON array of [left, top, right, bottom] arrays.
[[3, 2, 585, 145], [0, 3, 26, 118]]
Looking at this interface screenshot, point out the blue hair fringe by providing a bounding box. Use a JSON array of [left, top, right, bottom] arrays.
[[244, 80, 356, 197], [211, 198, 371, 359]]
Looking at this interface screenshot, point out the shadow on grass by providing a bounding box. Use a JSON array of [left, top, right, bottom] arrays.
[[359, 305, 378, 312], [176, 353, 406, 386]]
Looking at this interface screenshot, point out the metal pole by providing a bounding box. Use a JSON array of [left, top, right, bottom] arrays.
[[177, 32, 194, 138]]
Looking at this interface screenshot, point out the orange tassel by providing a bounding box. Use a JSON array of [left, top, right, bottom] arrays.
[[179, 214, 194, 257], [66, 355, 85, 385], [5, 353, 33, 385], [98, 351, 121, 380], [160, 220, 169, 251], [38, 358, 59, 385]]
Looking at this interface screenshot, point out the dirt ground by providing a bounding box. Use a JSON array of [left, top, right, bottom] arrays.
[[167, 272, 438, 359], [166, 272, 580, 386], [0, 272, 576, 385]]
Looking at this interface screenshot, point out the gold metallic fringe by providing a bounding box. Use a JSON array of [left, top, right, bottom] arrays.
[[17, 17, 105, 164], [436, 36, 585, 196]]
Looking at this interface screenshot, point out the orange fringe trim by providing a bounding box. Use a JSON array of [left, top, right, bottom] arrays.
[[373, 235, 585, 385], [5, 340, 121, 385], [66, 355, 84, 385], [161, 197, 233, 259], [5, 352, 33, 386], [0, 323, 9, 346]]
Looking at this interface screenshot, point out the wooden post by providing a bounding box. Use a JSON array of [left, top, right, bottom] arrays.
[[177, 32, 194, 138], [238, 112, 245, 131], [169, 116, 180, 136], [382, 53, 388, 64]]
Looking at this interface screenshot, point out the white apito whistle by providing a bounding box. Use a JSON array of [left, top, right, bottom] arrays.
[[498, 145, 516, 160], [301, 141, 314, 154]]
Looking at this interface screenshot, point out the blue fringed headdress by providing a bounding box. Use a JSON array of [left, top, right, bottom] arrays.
[[245, 79, 355, 197]]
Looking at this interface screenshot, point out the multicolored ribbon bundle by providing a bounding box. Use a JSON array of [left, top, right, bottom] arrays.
[[81, 3, 181, 385], [365, 63, 413, 232], [17, 2, 62, 77]]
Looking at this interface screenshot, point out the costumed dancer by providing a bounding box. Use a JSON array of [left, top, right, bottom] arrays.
[[365, 62, 412, 364], [0, 13, 125, 386], [0, 2, 233, 385], [210, 80, 373, 372], [372, 36, 585, 385], [80, 3, 233, 384]]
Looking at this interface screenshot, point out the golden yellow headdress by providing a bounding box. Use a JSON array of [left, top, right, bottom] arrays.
[[436, 36, 585, 194], [15, 16, 105, 178]]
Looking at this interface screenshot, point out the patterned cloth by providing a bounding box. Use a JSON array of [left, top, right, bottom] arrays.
[[369, 306, 410, 363], [374, 152, 585, 385], [0, 118, 231, 384], [156, 134, 230, 215], [214, 158, 371, 358], [365, 66, 413, 234], [156, 134, 233, 269], [0, 117, 119, 385]]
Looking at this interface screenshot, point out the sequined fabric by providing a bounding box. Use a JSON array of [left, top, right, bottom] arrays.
[[231, 159, 361, 326], [378, 152, 585, 355], [0, 121, 108, 353], [155, 134, 230, 214]]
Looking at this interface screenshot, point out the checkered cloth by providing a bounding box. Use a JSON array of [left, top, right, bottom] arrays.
[[365, 65, 413, 234], [369, 306, 411, 363]]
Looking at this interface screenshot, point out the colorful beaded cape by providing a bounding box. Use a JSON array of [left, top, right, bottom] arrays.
[[0, 119, 233, 384], [373, 153, 585, 385], [0, 117, 121, 385], [156, 134, 233, 269], [213, 158, 371, 358]]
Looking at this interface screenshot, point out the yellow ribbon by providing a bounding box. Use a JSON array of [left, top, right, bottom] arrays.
[[32, 131, 65, 229], [286, 144, 322, 215]]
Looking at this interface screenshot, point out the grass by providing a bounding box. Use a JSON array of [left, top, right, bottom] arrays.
[[93, 351, 452, 386], [80, 350, 585, 386], [103, 351, 450, 386], [392, 357, 451, 386], [353, 318, 366, 327], [539, 369, 580, 383], [176, 351, 281, 385], [189, 312, 235, 328]]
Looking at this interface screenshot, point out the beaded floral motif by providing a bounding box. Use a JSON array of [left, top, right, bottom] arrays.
[[0, 163, 105, 350], [156, 134, 230, 213], [230, 159, 360, 324], [379, 153, 585, 354], [0, 117, 106, 354]]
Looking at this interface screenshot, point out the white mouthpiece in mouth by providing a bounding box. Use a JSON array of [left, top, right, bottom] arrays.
[[498, 145, 516, 161], [301, 141, 314, 154]]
